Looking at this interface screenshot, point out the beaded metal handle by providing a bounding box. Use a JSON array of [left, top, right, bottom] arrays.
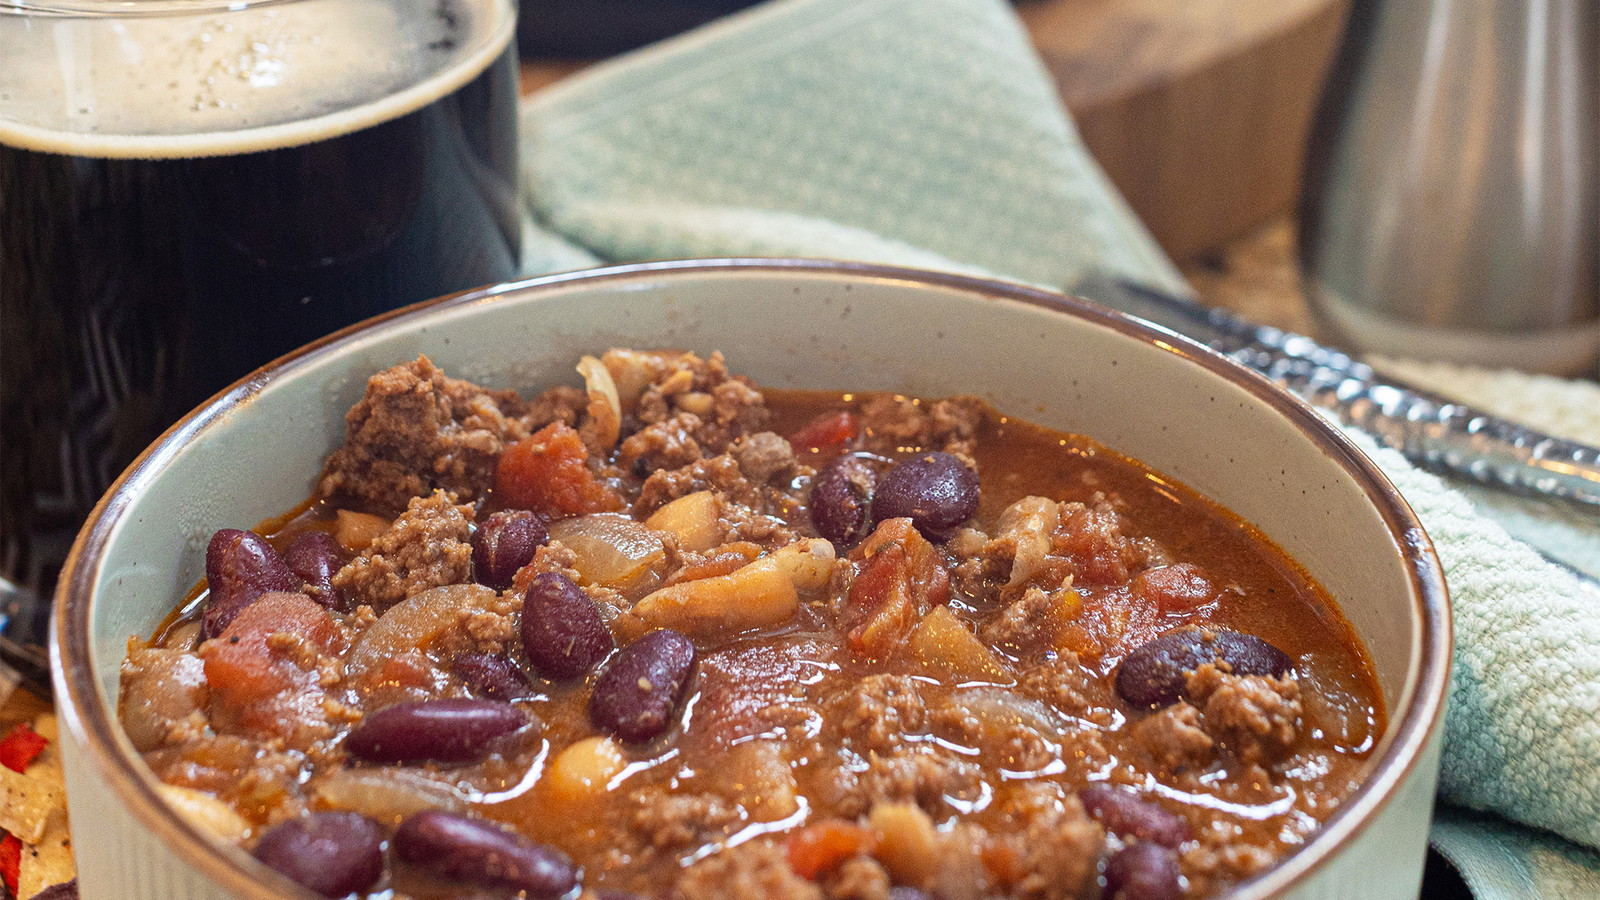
[[1074, 275, 1600, 510]]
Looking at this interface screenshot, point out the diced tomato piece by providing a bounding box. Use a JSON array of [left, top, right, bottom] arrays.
[[845, 518, 950, 657], [201, 591, 345, 701], [0, 832, 20, 894], [788, 411, 859, 451], [787, 819, 876, 879], [1057, 502, 1135, 585], [0, 722, 48, 774], [1132, 562, 1217, 614], [495, 422, 624, 517], [200, 592, 345, 743], [695, 637, 835, 750]]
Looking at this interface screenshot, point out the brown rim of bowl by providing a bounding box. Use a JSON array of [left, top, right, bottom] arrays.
[[52, 257, 1452, 900]]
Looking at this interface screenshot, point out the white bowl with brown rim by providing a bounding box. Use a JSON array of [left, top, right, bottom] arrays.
[[52, 258, 1451, 899]]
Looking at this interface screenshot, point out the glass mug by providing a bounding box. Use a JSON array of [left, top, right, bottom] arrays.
[[0, 0, 526, 646]]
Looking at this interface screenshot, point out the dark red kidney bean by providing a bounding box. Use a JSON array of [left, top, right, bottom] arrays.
[[1102, 842, 1183, 900], [453, 652, 532, 701], [252, 812, 384, 898], [473, 510, 549, 590], [202, 528, 300, 639], [870, 451, 979, 541], [1079, 785, 1191, 848], [284, 531, 346, 611], [521, 572, 615, 680], [1115, 625, 1293, 709], [809, 454, 875, 547], [589, 629, 696, 743], [346, 698, 528, 764], [395, 810, 578, 898]]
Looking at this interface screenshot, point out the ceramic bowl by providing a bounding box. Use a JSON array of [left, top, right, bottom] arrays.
[[52, 259, 1451, 900]]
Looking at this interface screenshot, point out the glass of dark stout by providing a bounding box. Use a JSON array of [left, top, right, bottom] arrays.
[[0, 0, 527, 659]]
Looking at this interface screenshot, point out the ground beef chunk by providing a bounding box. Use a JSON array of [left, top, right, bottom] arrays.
[[832, 674, 930, 755], [929, 397, 987, 453], [1060, 728, 1115, 775], [675, 841, 824, 900], [856, 395, 987, 459], [620, 350, 770, 455], [634, 453, 802, 547], [510, 541, 583, 591], [928, 700, 983, 745], [998, 724, 1060, 772], [630, 790, 744, 851], [833, 749, 984, 818], [706, 370, 770, 447], [1017, 655, 1102, 721], [991, 784, 1104, 900], [722, 504, 799, 547], [1182, 820, 1281, 891], [634, 387, 672, 425], [317, 357, 529, 515], [636, 453, 753, 513], [982, 586, 1076, 655], [822, 855, 891, 900], [120, 648, 210, 752], [1188, 664, 1303, 765], [618, 412, 706, 474], [332, 492, 473, 611], [521, 383, 587, 429], [732, 431, 801, 486], [1131, 702, 1215, 773]]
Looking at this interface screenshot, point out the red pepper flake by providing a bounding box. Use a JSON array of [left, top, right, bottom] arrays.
[[0, 723, 47, 774], [0, 832, 21, 894]]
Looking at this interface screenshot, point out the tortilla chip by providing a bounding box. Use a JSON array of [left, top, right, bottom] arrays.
[[0, 765, 60, 844], [17, 808, 73, 900], [29, 713, 58, 743], [0, 715, 65, 844]]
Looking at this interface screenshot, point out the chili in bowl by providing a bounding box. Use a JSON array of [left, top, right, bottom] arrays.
[[52, 259, 1450, 900]]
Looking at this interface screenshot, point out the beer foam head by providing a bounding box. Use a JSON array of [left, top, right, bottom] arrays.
[[0, 0, 511, 157]]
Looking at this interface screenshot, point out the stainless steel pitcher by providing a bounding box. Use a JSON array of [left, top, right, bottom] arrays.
[[1300, 0, 1599, 375]]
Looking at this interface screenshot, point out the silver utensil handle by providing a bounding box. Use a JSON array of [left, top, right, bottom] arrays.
[[1246, 350, 1600, 508], [1097, 278, 1600, 510]]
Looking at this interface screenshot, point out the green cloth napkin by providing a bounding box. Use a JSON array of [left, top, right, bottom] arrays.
[[517, 0, 1184, 294], [513, 0, 1600, 895]]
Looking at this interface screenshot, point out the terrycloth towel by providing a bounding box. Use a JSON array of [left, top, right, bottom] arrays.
[[512, 0, 1600, 895]]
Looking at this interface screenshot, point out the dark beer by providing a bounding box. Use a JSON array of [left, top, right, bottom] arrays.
[[0, 0, 524, 598]]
